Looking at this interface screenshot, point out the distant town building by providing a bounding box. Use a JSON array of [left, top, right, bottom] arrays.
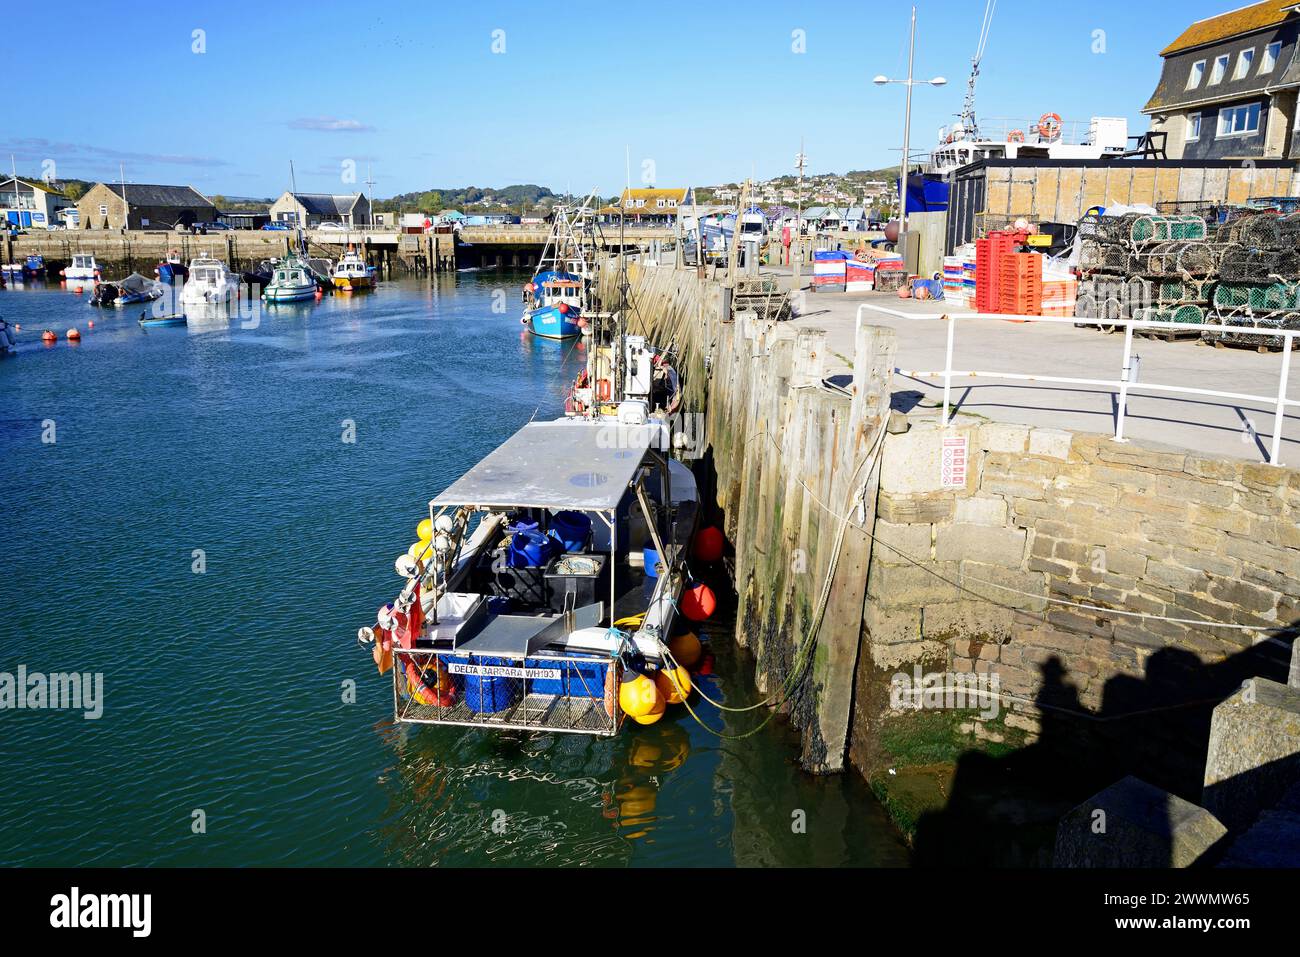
[[269, 191, 372, 227], [598, 188, 696, 225], [0, 177, 73, 230], [77, 183, 218, 230], [1144, 0, 1300, 160]]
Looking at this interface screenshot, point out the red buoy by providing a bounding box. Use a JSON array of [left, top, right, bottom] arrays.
[[558, 302, 569, 314], [692, 526, 725, 562], [681, 583, 716, 622], [66, 328, 81, 341], [42, 330, 57, 343]]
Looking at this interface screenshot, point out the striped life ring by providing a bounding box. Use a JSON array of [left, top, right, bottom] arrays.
[[1007, 130, 1026, 144], [1036, 112, 1063, 140]]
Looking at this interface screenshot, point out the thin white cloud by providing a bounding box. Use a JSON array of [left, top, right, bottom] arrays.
[[288, 116, 375, 133]]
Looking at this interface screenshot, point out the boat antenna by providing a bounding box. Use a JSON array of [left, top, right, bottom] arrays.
[[959, 0, 996, 141]]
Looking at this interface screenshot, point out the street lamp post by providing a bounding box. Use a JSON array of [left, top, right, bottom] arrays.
[[874, 5, 946, 271]]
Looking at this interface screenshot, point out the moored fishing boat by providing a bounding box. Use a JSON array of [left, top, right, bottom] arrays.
[[521, 198, 598, 340], [331, 248, 375, 291], [522, 271, 584, 339], [263, 254, 319, 302], [358, 303, 711, 736]]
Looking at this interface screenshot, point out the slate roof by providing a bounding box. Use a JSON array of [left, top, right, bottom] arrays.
[[102, 183, 215, 208]]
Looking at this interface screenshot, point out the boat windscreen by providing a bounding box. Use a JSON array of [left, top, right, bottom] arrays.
[[431, 421, 656, 512]]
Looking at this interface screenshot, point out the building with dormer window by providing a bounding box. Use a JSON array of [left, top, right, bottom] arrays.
[[1144, 1, 1300, 160]]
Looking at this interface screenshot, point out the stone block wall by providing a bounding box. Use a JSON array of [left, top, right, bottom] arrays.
[[851, 414, 1300, 787]]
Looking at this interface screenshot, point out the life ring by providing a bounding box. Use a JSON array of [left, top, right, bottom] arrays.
[[1036, 112, 1062, 140], [1007, 130, 1025, 144], [604, 659, 621, 721], [596, 378, 612, 401], [404, 659, 454, 707]]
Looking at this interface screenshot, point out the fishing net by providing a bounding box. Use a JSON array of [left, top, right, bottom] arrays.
[[1157, 279, 1211, 304], [1218, 313, 1300, 349], [1101, 245, 1130, 272], [1074, 293, 1098, 320], [1093, 213, 1143, 245], [1126, 277, 1154, 313]]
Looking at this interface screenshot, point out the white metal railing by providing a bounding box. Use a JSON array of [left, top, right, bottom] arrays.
[[855, 305, 1298, 467]]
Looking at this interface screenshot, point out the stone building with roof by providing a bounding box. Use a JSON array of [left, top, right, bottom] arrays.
[[76, 182, 218, 230], [1143, 1, 1300, 160], [268, 191, 372, 227]]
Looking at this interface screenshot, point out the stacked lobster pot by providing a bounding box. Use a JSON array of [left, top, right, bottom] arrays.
[[1076, 208, 1300, 349], [1076, 212, 1217, 338], [1202, 210, 1300, 349]]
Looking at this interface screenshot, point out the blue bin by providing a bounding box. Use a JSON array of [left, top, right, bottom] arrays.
[[465, 657, 519, 713], [508, 529, 559, 568], [550, 510, 592, 552], [643, 546, 662, 578]]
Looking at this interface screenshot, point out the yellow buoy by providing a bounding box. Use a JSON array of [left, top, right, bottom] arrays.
[[416, 518, 433, 541], [668, 632, 703, 670], [408, 540, 431, 561], [655, 665, 692, 705], [632, 697, 667, 725], [619, 672, 662, 718]]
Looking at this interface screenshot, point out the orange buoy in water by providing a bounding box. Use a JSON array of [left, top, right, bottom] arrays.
[[41, 330, 57, 343], [680, 583, 716, 622], [692, 526, 725, 562], [668, 631, 703, 669], [66, 328, 81, 341], [87, 319, 95, 329], [655, 665, 692, 705]]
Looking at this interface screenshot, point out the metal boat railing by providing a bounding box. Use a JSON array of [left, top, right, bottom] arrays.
[[393, 646, 621, 736], [856, 305, 1298, 467]]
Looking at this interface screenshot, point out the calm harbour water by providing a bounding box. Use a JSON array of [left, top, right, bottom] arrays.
[[0, 274, 908, 867]]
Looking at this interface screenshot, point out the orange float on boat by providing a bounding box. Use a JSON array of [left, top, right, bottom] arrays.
[[681, 583, 716, 622]]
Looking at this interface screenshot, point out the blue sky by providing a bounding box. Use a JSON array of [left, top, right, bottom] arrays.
[[5, 0, 1240, 198]]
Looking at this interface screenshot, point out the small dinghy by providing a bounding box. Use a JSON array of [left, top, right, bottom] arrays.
[[137, 311, 186, 328]]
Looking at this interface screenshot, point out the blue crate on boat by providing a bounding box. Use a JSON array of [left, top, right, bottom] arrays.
[[523, 655, 608, 698], [445, 655, 521, 714]]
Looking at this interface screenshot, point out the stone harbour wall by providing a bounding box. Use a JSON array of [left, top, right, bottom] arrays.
[[850, 414, 1300, 786]]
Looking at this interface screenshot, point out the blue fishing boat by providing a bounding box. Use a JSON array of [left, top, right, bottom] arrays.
[[520, 200, 597, 340], [522, 271, 583, 339]]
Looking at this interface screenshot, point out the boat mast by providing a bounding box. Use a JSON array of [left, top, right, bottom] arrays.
[[958, 0, 997, 141]]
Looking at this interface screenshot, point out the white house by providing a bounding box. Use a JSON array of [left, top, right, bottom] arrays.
[[1, 177, 74, 230]]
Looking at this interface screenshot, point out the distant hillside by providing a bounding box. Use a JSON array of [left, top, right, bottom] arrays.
[[374, 184, 558, 214]]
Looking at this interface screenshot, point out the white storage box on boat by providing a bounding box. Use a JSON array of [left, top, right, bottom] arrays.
[[422, 591, 489, 646], [617, 400, 649, 425]]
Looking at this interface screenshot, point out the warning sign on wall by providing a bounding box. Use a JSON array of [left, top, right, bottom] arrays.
[[941, 436, 968, 489]]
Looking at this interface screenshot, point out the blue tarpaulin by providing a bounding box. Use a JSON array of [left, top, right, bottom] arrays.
[[896, 174, 950, 214]]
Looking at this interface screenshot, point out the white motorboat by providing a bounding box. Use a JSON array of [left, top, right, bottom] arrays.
[[179, 257, 240, 308], [61, 254, 101, 283]]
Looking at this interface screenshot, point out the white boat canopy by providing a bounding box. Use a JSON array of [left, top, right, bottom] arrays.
[[430, 420, 658, 513]]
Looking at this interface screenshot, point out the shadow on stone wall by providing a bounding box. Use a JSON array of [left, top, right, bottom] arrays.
[[909, 622, 1298, 867]]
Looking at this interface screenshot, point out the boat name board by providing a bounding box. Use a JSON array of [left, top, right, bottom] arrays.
[[446, 662, 562, 680]]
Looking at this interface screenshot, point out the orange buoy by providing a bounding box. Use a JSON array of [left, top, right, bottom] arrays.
[[87, 319, 95, 329], [41, 330, 57, 343], [655, 665, 692, 705], [680, 583, 716, 622], [668, 631, 703, 669], [74, 286, 83, 294], [66, 328, 81, 341], [692, 526, 725, 562]]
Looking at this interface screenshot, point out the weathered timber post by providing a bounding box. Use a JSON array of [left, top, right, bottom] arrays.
[[808, 322, 897, 773]]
